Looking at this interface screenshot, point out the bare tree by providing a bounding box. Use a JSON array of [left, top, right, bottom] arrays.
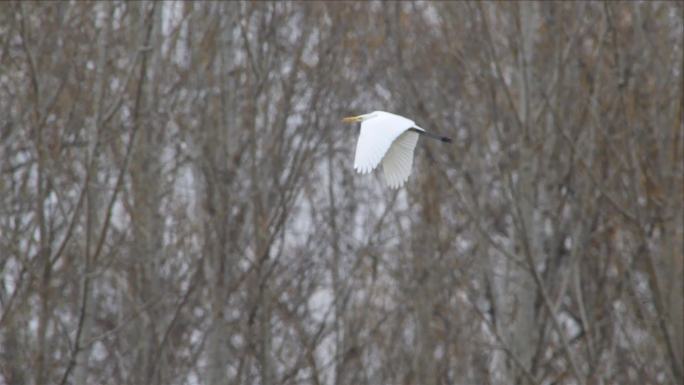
[[0, 2, 680, 385]]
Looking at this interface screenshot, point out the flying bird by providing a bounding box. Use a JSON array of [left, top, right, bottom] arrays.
[[342, 111, 451, 188]]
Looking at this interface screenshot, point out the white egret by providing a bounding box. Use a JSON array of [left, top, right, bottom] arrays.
[[342, 111, 451, 188]]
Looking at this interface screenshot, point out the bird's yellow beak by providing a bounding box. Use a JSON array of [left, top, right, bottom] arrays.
[[342, 115, 363, 124]]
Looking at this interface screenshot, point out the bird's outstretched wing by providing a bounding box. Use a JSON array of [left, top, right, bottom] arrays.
[[353, 114, 414, 174], [381, 130, 419, 188]]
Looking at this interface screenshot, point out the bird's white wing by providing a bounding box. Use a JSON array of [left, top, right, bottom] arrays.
[[381, 130, 419, 188], [353, 114, 414, 174]]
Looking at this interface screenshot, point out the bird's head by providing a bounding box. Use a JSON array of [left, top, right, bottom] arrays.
[[342, 112, 375, 124]]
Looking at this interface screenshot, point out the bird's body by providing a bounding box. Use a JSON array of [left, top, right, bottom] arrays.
[[342, 111, 451, 188]]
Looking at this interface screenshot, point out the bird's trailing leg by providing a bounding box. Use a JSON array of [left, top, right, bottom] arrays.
[[409, 128, 452, 143]]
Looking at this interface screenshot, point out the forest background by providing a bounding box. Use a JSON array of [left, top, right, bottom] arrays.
[[0, 2, 682, 385]]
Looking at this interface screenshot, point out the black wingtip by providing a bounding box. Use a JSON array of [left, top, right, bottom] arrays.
[[441, 136, 453, 143]]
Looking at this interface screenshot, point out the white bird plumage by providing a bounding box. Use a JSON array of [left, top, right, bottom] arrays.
[[342, 111, 451, 189]]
